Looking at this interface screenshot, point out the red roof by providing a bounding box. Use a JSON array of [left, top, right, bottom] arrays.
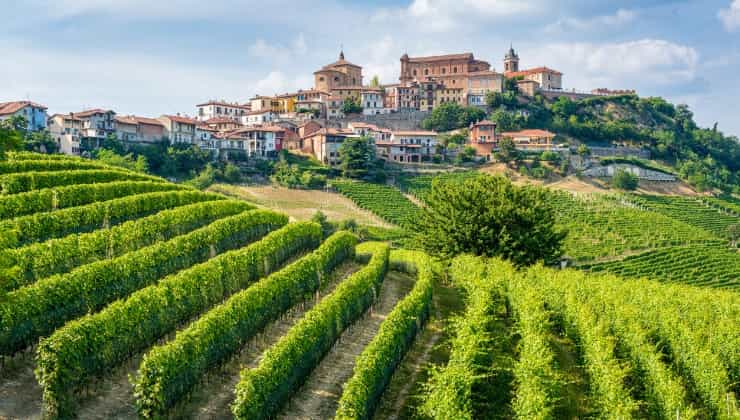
[[115, 116, 138, 125], [404, 53, 474, 63], [500, 129, 555, 138], [393, 130, 438, 137], [505, 67, 563, 77], [133, 116, 164, 126], [74, 108, 113, 118], [470, 120, 497, 128], [0, 101, 47, 116], [196, 100, 250, 109], [162, 115, 198, 125]]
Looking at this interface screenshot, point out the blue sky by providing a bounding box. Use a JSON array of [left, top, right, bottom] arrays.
[[2, 0, 739, 136]]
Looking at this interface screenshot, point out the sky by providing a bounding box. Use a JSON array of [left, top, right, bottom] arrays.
[[2, 0, 739, 136]]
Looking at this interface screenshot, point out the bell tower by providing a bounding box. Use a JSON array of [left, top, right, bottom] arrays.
[[504, 44, 519, 73]]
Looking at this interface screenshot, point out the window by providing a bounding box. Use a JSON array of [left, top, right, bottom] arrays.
[[442, 68, 446, 74], [334, 76, 339, 82], [319, 76, 324, 81], [424, 69, 429, 75], [453, 66, 457, 73], [413, 69, 417, 76]]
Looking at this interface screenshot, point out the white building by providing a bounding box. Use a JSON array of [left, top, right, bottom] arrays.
[[48, 113, 83, 155], [158, 115, 198, 144], [0, 101, 48, 131], [240, 109, 278, 126], [347, 122, 390, 143], [196, 100, 251, 121], [361, 89, 385, 115], [376, 130, 438, 164], [215, 126, 283, 158]]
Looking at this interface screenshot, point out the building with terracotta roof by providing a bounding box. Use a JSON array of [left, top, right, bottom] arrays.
[[158, 114, 199, 144], [503, 46, 563, 91], [214, 126, 285, 159], [375, 130, 438, 164], [196, 100, 251, 122], [399, 53, 491, 88], [347, 122, 391, 143], [0, 100, 48, 131], [314, 50, 363, 93], [300, 127, 358, 165], [48, 113, 84, 155], [240, 109, 278, 126], [500, 129, 556, 150], [468, 120, 498, 160], [203, 117, 242, 132]]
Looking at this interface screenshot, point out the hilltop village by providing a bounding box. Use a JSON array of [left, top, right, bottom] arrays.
[[0, 47, 635, 167]]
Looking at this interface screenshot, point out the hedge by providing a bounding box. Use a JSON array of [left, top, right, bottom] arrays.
[[134, 231, 357, 417], [0, 209, 286, 355], [0, 159, 112, 174], [0, 190, 221, 248], [335, 249, 435, 420], [0, 200, 252, 292], [35, 220, 318, 419], [232, 242, 390, 419], [0, 169, 164, 194], [0, 180, 190, 220]]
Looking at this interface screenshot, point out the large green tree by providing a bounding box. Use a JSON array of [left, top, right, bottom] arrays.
[[422, 103, 486, 132], [0, 117, 24, 159], [416, 174, 565, 265], [338, 136, 375, 178]]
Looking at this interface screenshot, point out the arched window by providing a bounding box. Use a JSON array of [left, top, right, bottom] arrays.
[[413, 69, 417, 76], [353, 78, 356, 84], [334, 76, 340, 82], [424, 69, 429, 75], [442, 68, 446, 74], [319, 76, 325, 82], [453, 67, 457, 73]]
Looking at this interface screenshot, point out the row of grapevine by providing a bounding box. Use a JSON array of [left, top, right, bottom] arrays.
[[35, 221, 318, 418], [0, 158, 112, 175], [701, 195, 740, 215], [232, 242, 390, 419], [331, 179, 420, 228], [534, 266, 640, 419], [585, 243, 740, 289], [0, 180, 189, 220], [507, 272, 563, 419], [0, 190, 221, 248], [627, 194, 739, 239], [0, 169, 164, 194], [0, 209, 286, 355], [397, 171, 479, 202], [335, 249, 436, 419], [133, 230, 357, 417], [7, 151, 89, 161], [0, 200, 253, 292], [418, 255, 509, 419]]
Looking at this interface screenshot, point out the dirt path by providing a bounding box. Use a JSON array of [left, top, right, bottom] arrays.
[[278, 271, 415, 420], [0, 349, 43, 419], [371, 281, 463, 420], [168, 261, 361, 419]]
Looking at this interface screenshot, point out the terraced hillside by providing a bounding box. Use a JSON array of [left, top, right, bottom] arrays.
[[0, 153, 437, 419]]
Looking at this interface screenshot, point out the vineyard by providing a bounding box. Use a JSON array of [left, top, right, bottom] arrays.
[[585, 243, 740, 289], [421, 255, 739, 419], [331, 179, 420, 228], [0, 154, 437, 419], [0, 154, 737, 419]]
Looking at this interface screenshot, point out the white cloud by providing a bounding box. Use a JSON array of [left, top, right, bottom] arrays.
[[526, 39, 698, 90], [545, 9, 637, 33], [374, 0, 542, 32], [719, 0, 740, 32], [252, 71, 312, 96]]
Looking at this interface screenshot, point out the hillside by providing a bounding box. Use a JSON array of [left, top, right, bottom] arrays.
[[0, 153, 738, 420]]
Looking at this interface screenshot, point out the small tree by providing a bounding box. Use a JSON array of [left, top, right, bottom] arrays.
[[612, 169, 639, 190], [576, 144, 591, 157], [311, 211, 335, 238], [370, 75, 381, 88], [496, 137, 519, 164], [416, 174, 565, 265], [338, 136, 375, 178], [0, 118, 23, 160], [725, 223, 739, 247], [341, 97, 363, 114]]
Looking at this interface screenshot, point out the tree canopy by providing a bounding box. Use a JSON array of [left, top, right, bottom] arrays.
[[416, 174, 565, 265], [338, 136, 375, 178], [421, 103, 486, 132]]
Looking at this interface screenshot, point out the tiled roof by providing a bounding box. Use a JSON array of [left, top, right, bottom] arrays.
[[0, 100, 47, 116], [196, 100, 251, 109], [114, 116, 138, 125], [500, 129, 556, 138], [133, 116, 164, 126], [405, 53, 474, 63], [50, 113, 83, 121], [393, 130, 438, 136], [74, 108, 113, 118], [161, 115, 198, 124], [505, 67, 563, 77], [470, 120, 497, 127]]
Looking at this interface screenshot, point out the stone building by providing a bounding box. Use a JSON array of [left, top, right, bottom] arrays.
[[399, 52, 492, 89], [504, 46, 563, 91], [314, 51, 363, 93]]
